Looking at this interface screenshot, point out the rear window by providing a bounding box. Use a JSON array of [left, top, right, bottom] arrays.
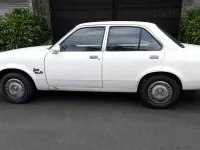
[[159, 27, 185, 48]]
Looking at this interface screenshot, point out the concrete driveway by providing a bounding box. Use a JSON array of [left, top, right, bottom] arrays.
[[0, 91, 200, 150]]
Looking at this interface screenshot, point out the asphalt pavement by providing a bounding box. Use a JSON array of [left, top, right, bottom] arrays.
[[0, 91, 200, 150]]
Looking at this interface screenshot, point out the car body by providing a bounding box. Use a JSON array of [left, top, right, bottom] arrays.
[[0, 21, 200, 108]]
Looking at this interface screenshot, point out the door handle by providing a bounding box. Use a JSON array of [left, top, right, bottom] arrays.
[[150, 55, 159, 59], [89, 55, 99, 59]]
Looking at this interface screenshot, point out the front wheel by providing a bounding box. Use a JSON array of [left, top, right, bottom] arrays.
[[140, 75, 181, 108], [0, 73, 35, 104]]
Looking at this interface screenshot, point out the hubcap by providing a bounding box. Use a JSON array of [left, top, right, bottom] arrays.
[[148, 81, 173, 104], [5, 79, 25, 99]]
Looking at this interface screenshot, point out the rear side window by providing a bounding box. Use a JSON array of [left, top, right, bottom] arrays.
[[107, 27, 140, 51], [140, 29, 162, 51], [106, 26, 162, 51]]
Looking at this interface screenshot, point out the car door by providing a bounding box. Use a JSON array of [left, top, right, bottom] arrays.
[[102, 26, 164, 91], [45, 26, 105, 89]]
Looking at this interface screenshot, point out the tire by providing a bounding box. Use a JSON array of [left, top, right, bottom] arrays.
[[139, 75, 181, 109], [0, 73, 35, 104]]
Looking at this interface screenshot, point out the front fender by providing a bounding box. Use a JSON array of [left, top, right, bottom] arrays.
[[0, 64, 49, 90], [0, 64, 35, 79]]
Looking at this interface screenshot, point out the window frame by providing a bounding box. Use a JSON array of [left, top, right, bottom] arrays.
[[59, 26, 106, 52], [105, 26, 163, 52]]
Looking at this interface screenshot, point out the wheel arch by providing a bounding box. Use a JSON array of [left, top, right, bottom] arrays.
[[137, 71, 183, 92], [0, 69, 37, 89]]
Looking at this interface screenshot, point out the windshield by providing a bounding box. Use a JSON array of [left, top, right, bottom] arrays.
[[159, 27, 185, 48], [48, 45, 54, 50]]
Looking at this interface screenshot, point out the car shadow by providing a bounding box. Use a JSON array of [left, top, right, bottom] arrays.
[[175, 90, 200, 109], [31, 90, 200, 110], [0, 90, 200, 110], [36, 91, 141, 107]]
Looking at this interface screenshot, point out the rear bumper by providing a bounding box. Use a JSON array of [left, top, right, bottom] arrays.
[[182, 81, 200, 90]]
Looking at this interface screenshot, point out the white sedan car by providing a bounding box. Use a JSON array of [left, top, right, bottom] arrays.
[[0, 21, 199, 108]]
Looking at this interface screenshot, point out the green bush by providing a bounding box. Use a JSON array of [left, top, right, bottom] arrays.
[[0, 8, 51, 51], [0, 16, 4, 50], [180, 9, 200, 45]]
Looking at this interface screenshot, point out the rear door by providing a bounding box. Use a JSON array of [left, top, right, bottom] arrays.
[[102, 26, 164, 91]]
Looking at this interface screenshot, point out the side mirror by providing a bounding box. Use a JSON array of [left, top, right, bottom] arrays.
[[51, 45, 60, 54]]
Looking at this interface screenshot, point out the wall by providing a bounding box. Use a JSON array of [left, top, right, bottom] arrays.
[[0, 0, 29, 16], [182, 0, 200, 14], [30, 0, 200, 20], [31, 0, 50, 21], [30, 0, 51, 44]]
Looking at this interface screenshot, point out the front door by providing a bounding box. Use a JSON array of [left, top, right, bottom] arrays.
[[45, 27, 105, 89], [103, 26, 164, 91]]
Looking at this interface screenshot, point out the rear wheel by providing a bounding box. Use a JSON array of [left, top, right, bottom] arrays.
[[0, 73, 35, 104], [139, 75, 181, 108]]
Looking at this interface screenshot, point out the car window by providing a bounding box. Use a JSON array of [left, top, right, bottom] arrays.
[[60, 27, 105, 51], [107, 27, 140, 51], [106, 27, 162, 51], [140, 29, 162, 51]]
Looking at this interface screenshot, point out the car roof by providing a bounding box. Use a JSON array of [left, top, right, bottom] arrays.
[[76, 21, 156, 27]]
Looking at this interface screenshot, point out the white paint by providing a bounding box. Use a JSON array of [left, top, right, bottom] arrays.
[[0, 46, 50, 90], [45, 51, 103, 88], [0, 21, 200, 93]]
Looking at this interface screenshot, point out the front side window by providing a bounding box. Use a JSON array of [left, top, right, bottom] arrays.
[[60, 27, 105, 51], [106, 26, 162, 51]]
